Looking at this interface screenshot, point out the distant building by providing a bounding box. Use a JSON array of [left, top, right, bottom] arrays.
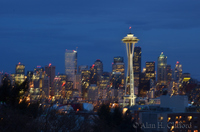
[[166, 65, 172, 85], [157, 52, 167, 85], [30, 67, 50, 101], [81, 70, 91, 99], [133, 47, 141, 87], [112, 56, 125, 88], [75, 74, 82, 97], [15, 62, 25, 84], [139, 72, 150, 97], [94, 59, 103, 87], [45, 63, 55, 93], [145, 62, 155, 81], [99, 72, 110, 100], [90, 64, 97, 85], [94, 59, 103, 76], [53, 76, 61, 100], [174, 61, 182, 82], [65, 50, 77, 83]]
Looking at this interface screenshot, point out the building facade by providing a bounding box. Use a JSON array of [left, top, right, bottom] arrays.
[[45, 63, 55, 95], [157, 52, 167, 85], [15, 62, 25, 84], [65, 50, 77, 82], [133, 47, 141, 87]]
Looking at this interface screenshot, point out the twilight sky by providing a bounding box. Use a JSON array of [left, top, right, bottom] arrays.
[[0, 0, 200, 80]]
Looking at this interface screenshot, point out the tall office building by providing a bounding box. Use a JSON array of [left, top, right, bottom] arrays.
[[99, 72, 110, 100], [30, 66, 50, 101], [15, 62, 25, 84], [174, 61, 182, 82], [65, 49, 77, 85], [94, 59, 103, 86], [166, 65, 172, 85], [81, 70, 91, 99], [112, 56, 125, 88], [90, 64, 97, 85], [157, 52, 167, 85], [145, 62, 155, 81], [45, 63, 55, 89], [133, 47, 141, 87], [94, 59, 103, 76]]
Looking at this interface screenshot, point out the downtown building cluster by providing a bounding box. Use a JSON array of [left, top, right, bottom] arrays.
[[1, 45, 200, 132], [0, 46, 198, 106]]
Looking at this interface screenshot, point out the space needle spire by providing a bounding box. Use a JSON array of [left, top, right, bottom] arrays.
[[122, 27, 139, 107]]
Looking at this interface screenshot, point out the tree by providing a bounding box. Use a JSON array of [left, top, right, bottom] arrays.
[[0, 75, 11, 105]]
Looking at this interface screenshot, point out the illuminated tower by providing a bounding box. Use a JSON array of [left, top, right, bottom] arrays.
[[15, 62, 25, 84], [122, 28, 139, 107], [157, 52, 167, 85], [65, 49, 77, 86], [174, 61, 182, 82]]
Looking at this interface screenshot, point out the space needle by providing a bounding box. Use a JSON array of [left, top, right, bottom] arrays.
[[122, 27, 139, 107]]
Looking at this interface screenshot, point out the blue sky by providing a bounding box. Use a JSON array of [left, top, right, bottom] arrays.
[[0, 0, 200, 80]]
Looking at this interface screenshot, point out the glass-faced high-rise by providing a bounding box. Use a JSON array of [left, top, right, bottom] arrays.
[[174, 61, 182, 82], [133, 47, 141, 87], [157, 52, 167, 85], [65, 50, 77, 82]]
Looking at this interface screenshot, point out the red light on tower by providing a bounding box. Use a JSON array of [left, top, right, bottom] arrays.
[[49, 63, 51, 67], [18, 62, 21, 65], [129, 26, 131, 29]]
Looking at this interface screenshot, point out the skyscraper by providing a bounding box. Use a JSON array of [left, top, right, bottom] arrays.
[[166, 65, 172, 85], [90, 64, 97, 85], [81, 69, 91, 99], [133, 47, 141, 87], [94, 59, 103, 86], [94, 59, 103, 76], [112, 56, 125, 88], [157, 52, 167, 85], [15, 62, 25, 74], [15, 62, 25, 84], [174, 61, 182, 82], [45, 63, 55, 96], [45, 63, 55, 88], [65, 50, 77, 83], [145, 62, 155, 81]]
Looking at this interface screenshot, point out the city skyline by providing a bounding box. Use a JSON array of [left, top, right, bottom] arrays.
[[1, 0, 200, 80]]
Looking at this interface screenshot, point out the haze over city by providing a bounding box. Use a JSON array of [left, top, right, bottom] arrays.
[[1, 0, 200, 81]]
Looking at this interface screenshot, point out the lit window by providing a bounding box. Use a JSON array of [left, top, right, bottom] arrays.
[[168, 117, 171, 122], [188, 116, 192, 121]]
